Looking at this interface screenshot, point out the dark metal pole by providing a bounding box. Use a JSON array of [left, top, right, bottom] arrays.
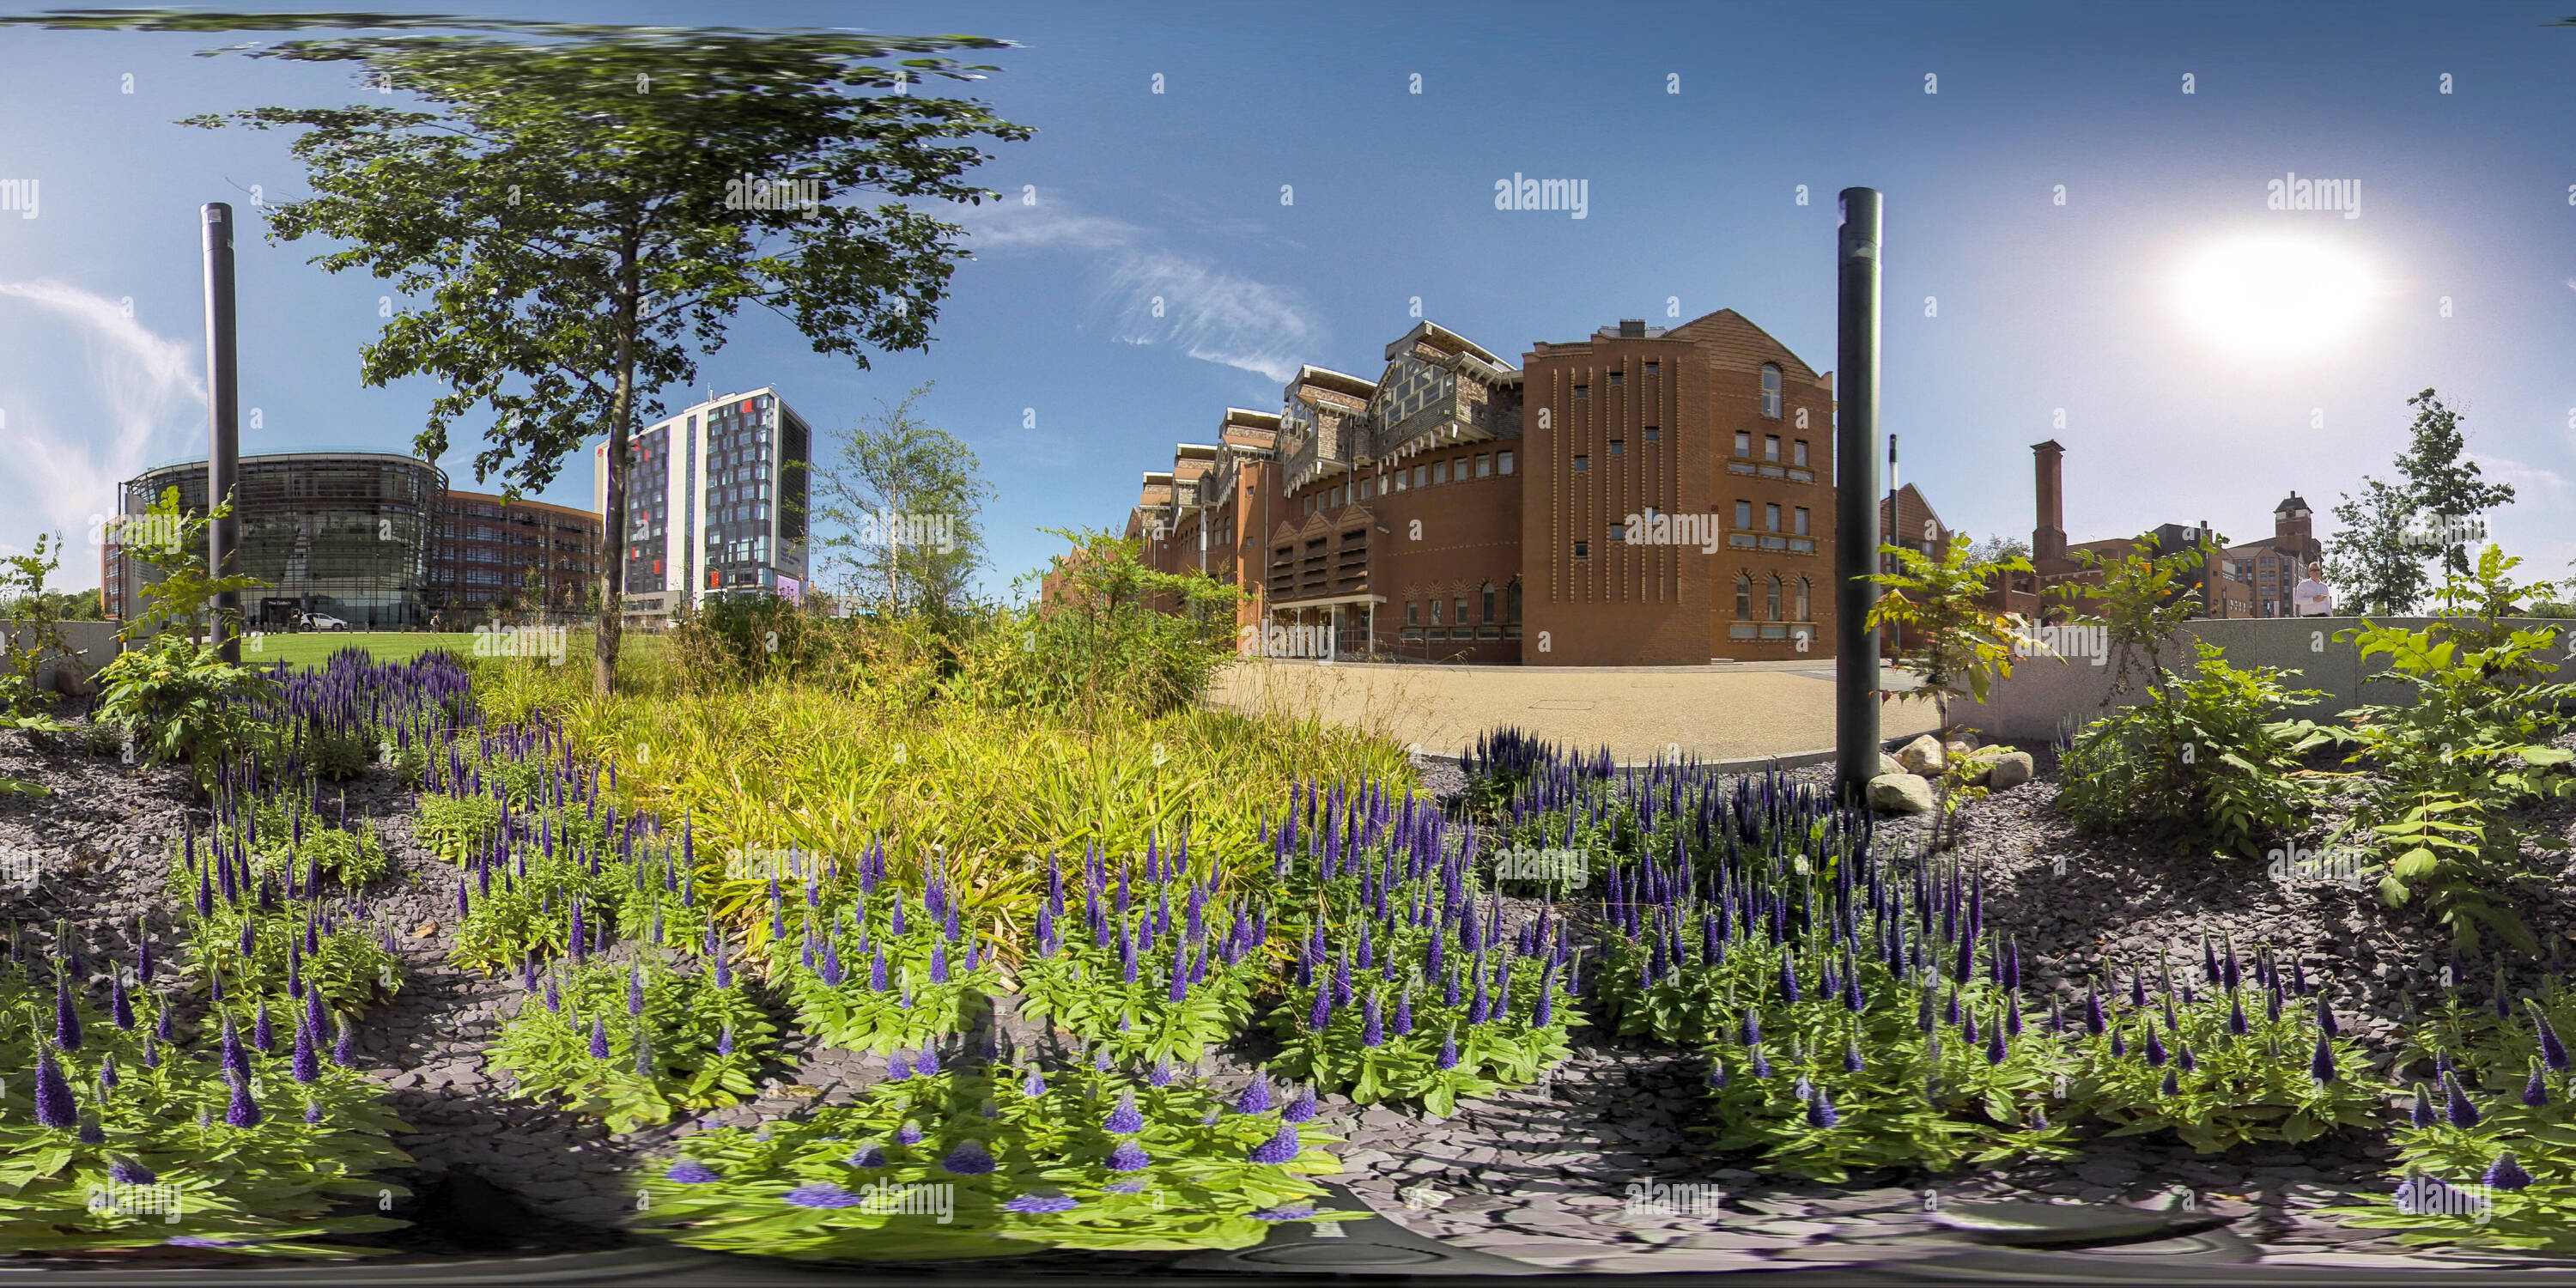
[[1835, 189, 1883, 805], [204, 202, 241, 664]]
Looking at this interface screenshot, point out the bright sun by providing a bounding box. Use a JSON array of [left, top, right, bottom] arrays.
[[2176, 237, 2376, 357]]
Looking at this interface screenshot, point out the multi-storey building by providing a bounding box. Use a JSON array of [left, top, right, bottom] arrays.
[[1996, 440, 2310, 620], [428, 490, 604, 617], [592, 387, 813, 623], [1088, 309, 1941, 665]]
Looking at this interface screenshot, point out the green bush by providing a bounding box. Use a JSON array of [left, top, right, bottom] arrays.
[[2057, 640, 2328, 858]]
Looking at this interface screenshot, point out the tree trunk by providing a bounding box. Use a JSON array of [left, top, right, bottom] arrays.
[[595, 264, 641, 697]]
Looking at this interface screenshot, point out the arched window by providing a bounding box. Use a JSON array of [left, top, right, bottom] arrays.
[[1508, 580, 1523, 624], [1795, 577, 1811, 623], [1760, 363, 1783, 418], [1480, 581, 1497, 623], [1735, 573, 1752, 619], [1765, 574, 1783, 622]]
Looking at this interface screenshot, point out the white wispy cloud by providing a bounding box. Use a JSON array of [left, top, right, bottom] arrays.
[[0, 280, 206, 575], [2471, 452, 2568, 496], [949, 198, 1320, 383]]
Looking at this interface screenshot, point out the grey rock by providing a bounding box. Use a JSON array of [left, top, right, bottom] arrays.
[[1869, 773, 1935, 814]]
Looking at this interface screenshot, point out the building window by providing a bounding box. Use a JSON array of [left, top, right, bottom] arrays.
[[1607, 371, 1625, 386], [1643, 426, 1659, 442], [1454, 596, 1468, 627], [1767, 574, 1783, 621], [1508, 580, 1522, 623], [1481, 582, 1496, 623], [1608, 440, 1625, 456], [1475, 453, 1492, 477], [1735, 432, 1752, 458], [1359, 477, 1373, 500], [1574, 385, 1589, 399], [1573, 455, 1589, 471], [1432, 461, 1449, 484], [1573, 540, 1590, 559], [1735, 573, 1752, 618], [1413, 465, 1428, 488], [1394, 471, 1407, 491], [1761, 363, 1783, 417], [1765, 434, 1781, 462], [1407, 601, 1419, 625], [1793, 439, 1809, 467], [1794, 507, 1809, 536], [1498, 451, 1515, 475], [1796, 577, 1811, 622], [1765, 503, 1781, 532], [1607, 522, 1625, 543], [1644, 361, 1658, 376], [1735, 500, 1753, 530], [1430, 598, 1443, 624]]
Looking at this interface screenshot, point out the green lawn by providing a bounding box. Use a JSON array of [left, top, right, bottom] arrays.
[[240, 630, 483, 670], [234, 629, 665, 671]]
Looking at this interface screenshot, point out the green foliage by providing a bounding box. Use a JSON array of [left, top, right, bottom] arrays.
[[956, 527, 1241, 720], [1015, 875, 1263, 1067], [94, 641, 281, 775], [0, 532, 83, 719], [165, 848, 406, 1016], [0, 959, 412, 1256], [249, 797, 392, 888], [487, 955, 775, 1133], [1865, 534, 2036, 848], [767, 893, 1006, 1058], [2334, 546, 2576, 951], [413, 793, 503, 864], [629, 1060, 1358, 1259], [2056, 641, 2329, 859], [809, 381, 993, 616]]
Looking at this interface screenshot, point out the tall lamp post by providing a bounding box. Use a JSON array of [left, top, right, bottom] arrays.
[[204, 203, 241, 663], [1834, 189, 1884, 806]]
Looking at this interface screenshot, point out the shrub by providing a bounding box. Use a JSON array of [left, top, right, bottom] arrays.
[[2056, 640, 2330, 859], [486, 953, 775, 1133]]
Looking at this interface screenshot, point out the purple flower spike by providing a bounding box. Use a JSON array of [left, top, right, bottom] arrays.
[[225, 1074, 263, 1128], [2536, 1007, 2571, 1073], [2487, 1152, 2535, 1191], [1249, 1125, 1302, 1164], [665, 1159, 720, 1184], [1024, 1069, 1048, 1098], [292, 1016, 320, 1084], [1805, 1085, 1838, 1128], [941, 1140, 997, 1175], [2310, 1031, 2336, 1084], [2525, 1066, 2551, 1109], [1105, 1091, 1145, 1134], [110, 1159, 156, 1185], [2409, 1083, 2436, 1127], [784, 1183, 865, 1208], [33, 1048, 78, 1127], [848, 1145, 887, 1169], [1282, 1084, 1319, 1123], [1005, 1193, 1079, 1214], [332, 1019, 357, 1067], [1251, 1205, 1317, 1222], [53, 978, 82, 1052], [2443, 1071, 2482, 1128], [588, 1016, 611, 1060], [1107, 1140, 1151, 1172]]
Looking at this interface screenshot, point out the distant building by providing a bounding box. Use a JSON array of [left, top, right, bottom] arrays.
[[593, 387, 813, 623], [429, 490, 605, 618], [109, 452, 447, 629], [1998, 440, 2314, 620], [1078, 308, 1941, 665]]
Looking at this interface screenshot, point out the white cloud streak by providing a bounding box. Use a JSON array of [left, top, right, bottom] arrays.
[[952, 200, 1321, 383], [0, 280, 206, 574]]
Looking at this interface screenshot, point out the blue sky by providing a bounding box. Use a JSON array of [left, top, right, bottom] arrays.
[[3, 1, 2573, 598]]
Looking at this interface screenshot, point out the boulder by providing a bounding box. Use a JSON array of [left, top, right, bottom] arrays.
[[1879, 752, 1906, 779], [1988, 750, 2036, 791], [1868, 773, 1935, 814], [1895, 735, 1947, 777]]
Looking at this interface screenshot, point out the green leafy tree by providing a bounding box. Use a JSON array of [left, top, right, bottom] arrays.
[[175, 19, 1030, 695], [1865, 534, 2036, 848], [2328, 477, 2427, 617], [92, 489, 278, 776], [808, 382, 993, 617], [2394, 390, 2514, 582]]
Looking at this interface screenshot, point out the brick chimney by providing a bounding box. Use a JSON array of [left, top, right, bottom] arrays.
[[2032, 440, 2067, 562]]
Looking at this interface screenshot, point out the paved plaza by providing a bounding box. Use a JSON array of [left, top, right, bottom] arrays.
[[1208, 659, 1940, 767]]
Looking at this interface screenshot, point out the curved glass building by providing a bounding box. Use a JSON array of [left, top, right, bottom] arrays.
[[110, 452, 447, 629]]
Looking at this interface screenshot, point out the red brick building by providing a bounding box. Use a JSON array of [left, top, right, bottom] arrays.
[[1079, 308, 1945, 665], [429, 490, 605, 619], [1992, 440, 2315, 621]]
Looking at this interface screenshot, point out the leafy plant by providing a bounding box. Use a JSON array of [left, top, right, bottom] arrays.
[[1864, 534, 2037, 848], [486, 952, 775, 1133], [2056, 640, 2330, 859], [629, 1057, 1358, 1259]]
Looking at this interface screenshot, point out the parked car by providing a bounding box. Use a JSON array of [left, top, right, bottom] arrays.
[[300, 612, 350, 631]]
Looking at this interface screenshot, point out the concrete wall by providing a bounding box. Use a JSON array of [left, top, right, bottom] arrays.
[[3, 621, 122, 696], [1949, 617, 2576, 744]]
